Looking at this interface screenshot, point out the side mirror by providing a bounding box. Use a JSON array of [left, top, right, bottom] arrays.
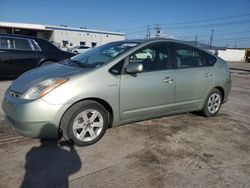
[[126, 63, 143, 74]]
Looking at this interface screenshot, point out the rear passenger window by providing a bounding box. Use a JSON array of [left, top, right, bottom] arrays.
[[1, 37, 32, 50], [204, 53, 217, 66], [174, 43, 206, 69]]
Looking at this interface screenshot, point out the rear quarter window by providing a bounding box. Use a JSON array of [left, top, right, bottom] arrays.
[[174, 43, 217, 68], [204, 52, 217, 66], [174, 43, 206, 68], [36, 39, 60, 52], [31, 40, 41, 51]]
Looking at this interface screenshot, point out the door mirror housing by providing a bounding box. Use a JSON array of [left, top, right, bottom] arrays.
[[126, 63, 143, 74]]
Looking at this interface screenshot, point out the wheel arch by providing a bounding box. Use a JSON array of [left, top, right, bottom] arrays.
[[38, 59, 57, 66], [59, 97, 114, 130], [200, 86, 225, 111], [214, 86, 225, 102], [86, 97, 114, 128]]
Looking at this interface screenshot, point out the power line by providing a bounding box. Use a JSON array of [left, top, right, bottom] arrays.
[[127, 30, 250, 45], [126, 19, 250, 38], [117, 25, 148, 32], [196, 37, 250, 47], [117, 12, 250, 31], [215, 30, 250, 36], [173, 30, 250, 38], [214, 38, 250, 44], [213, 36, 250, 42], [159, 12, 250, 26], [125, 29, 147, 35], [161, 19, 250, 29]]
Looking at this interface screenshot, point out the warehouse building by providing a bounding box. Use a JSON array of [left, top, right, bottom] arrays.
[[0, 22, 125, 50]]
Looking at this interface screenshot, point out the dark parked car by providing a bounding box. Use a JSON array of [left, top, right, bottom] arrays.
[[0, 34, 74, 77], [247, 54, 250, 63]]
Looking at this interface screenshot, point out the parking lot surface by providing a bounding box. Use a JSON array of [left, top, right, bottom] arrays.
[[0, 62, 249, 188]]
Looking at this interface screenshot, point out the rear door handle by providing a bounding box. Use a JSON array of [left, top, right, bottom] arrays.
[[205, 72, 213, 79], [1, 57, 10, 61], [163, 76, 174, 84]]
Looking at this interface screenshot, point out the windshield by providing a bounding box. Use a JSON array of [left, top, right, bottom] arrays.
[[66, 41, 139, 68]]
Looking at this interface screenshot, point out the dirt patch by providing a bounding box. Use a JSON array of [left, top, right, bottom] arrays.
[[238, 144, 250, 152]]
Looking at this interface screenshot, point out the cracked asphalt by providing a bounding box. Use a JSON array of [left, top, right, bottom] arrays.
[[0, 62, 249, 188]]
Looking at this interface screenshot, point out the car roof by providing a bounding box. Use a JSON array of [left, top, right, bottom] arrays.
[[117, 38, 201, 48], [0, 33, 47, 42], [121, 38, 199, 46], [121, 38, 217, 60]]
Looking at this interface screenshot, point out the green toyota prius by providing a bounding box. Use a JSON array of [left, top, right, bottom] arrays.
[[2, 38, 231, 146]]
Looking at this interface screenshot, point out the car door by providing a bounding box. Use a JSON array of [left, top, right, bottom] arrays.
[[173, 43, 214, 111], [120, 42, 176, 121], [0, 36, 38, 77]]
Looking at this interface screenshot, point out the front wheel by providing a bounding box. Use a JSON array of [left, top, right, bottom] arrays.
[[202, 88, 222, 117], [60, 101, 108, 146]]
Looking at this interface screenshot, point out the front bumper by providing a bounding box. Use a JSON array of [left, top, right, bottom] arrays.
[[2, 90, 66, 138]]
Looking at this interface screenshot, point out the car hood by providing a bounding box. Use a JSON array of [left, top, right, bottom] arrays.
[[10, 63, 90, 94]]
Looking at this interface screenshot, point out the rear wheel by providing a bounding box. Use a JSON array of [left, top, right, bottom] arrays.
[[60, 101, 108, 146], [202, 88, 222, 117]]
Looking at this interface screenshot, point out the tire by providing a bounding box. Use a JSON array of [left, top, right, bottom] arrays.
[[73, 50, 78, 54], [40, 61, 55, 66], [202, 88, 222, 117], [60, 100, 108, 146]]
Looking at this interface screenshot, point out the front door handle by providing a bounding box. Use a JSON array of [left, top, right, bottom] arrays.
[[163, 76, 174, 84]]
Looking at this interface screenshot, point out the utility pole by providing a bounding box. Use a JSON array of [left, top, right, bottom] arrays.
[[155, 24, 161, 37], [146, 25, 150, 38], [195, 36, 198, 46], [235, 40, 237, 49], [209, 29, 214, 49]]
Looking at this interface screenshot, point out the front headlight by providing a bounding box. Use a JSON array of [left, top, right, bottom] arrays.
[[21, 78, 69, 100]]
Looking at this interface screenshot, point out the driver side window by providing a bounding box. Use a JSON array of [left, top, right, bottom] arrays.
[[128, 43, 170, 72]]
